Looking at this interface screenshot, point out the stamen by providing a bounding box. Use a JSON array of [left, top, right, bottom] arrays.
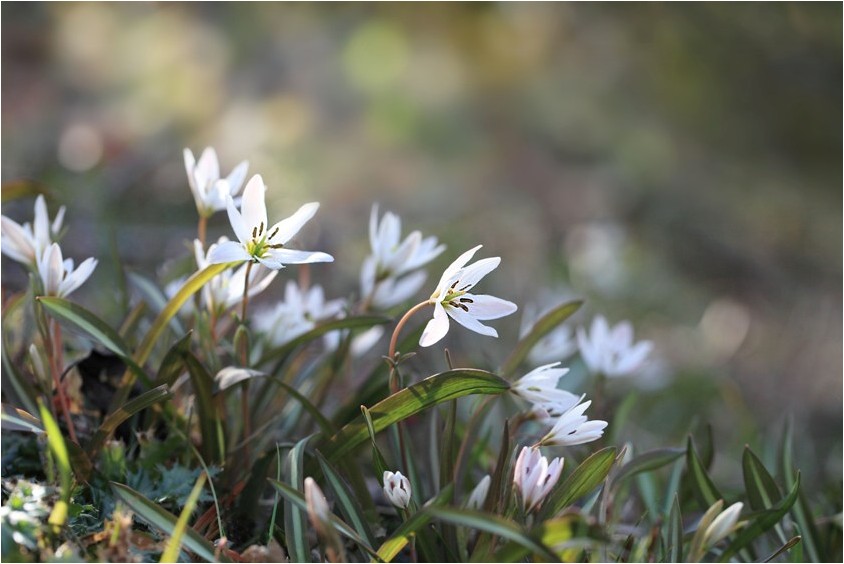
[[252, 227, 257, 239], [258, 221, 264, 236], [459, 284, 471, 291], [450, 280, 459, 289], [459, 297, 473, 303], [268, 226, 279, 240], [269, 243, 284, 249]]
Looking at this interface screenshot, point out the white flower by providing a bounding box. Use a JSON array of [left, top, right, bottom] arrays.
[[361, 205, 445, 309], [184, 147, 249, 217], [1, 195, 65, 266], [577, 315, 653, 378], [419, 245, 518, 347], [207, 174, 334, 270], [36, 243, 97, 298], [539, 399, 608, 447], [513, 447, 563, 513], [520, 301, 578, 365], [194, 238, 277, 314], [383, 470, 411, 509], [704, 501, 744, 547], [465, 475, 491, 511], [253, 280, 345, 347], [304, 477, 332, 524], [511, 362, 582, 419]]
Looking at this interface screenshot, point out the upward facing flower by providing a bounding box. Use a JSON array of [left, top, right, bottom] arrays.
[[208, 174, 334, 269], [36, 243, 97, 298], [253, 280, 345, 347], [193, 238, 277, 314], [577, 315, 653, 378], [419, 245, 517, 347], [1, 195, 65, 266], [184, 147, 249, 217], [361, 205, 445, 309], [511, 363, 582, 419], [513, 447, 563, 513]]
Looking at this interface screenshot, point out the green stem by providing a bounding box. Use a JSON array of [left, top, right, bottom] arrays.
[[241, 261, 254, 322]]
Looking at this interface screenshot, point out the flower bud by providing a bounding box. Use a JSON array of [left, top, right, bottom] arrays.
[[513, 446, 563, 513], [466, 475, 491, 511], [383, 471, 411, 509]]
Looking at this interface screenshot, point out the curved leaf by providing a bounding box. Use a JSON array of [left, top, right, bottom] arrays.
[[156, 332, 193, 385], [97, 385, 173, 438], [316, 452, 377, 548], [111, 482, 221, 563], [376, 485, 453, 562], [743, 446, 782, 511], [127, 271, 185, 336], [541, 447, 617, 519], [321, 369, 510, 462], [428, 507, 557, 562], [38, 399, 72, 531], [36, 297, 151, 387], [160, 472, 207, 563], [284, 436, 312, 563], [686, 435, 722, 510], [614, 447, 685, 485], [1, 404, 43, 434], [719, 473, 801, 562], [500, 300, 582, 377]]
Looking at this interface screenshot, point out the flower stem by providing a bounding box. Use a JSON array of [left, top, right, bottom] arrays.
[[198, 215, 207, 247], [241, 261, 254, 322], [49, 320, 78, 444], [388, 301, 431, 362]]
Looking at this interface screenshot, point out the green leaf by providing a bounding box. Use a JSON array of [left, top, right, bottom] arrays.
[[183, 353, 222, 464], [36, 296, 151, 387], [665, 493, 683, 562], [264, 376, 338, 438], [500, 300, 582, 377], [764, 536, 802, 563], [156, 332, 193, 386], [686, 435, 722, 510], [493, 515, 600, 562], [322, 369, 510, 462], [1, 404, 43, 434], [284, 436, 312, 563], [268, 478, 378, 558], [160, 472, 207, 563], [541, 447, 617, 519], [315, 452, 378, 549], [780, 421, 822, 562], [362, 406, 391, 481], [719, 473, 801, 562], [2, 344, 39, 416], [258, 315, 390, 366], [38, 399, 72, 530], [375, 485, 453, 562], [742, 446, 783, 511], [614, 447, 685, 485], [127, 272, 185, 336], [95, 385, 173, 443], [110, 482, 221, 563], [425, 507, 557, 562]]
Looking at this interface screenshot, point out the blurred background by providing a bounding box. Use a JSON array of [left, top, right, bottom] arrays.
[[2, 4, 841, 489]]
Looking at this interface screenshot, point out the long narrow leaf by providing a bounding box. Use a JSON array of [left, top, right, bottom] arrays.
[[285, 436, 312, 563], [541, 447, 617, 519], [614, 447, 685, 485], [1, 404, 43, 434], [316, 453, 377, 549], [156, 332, 193, 385], [38, 399, 72, 530], [499, 300, 582, 377], [375, 486, 454, 562], [322, 369, 510, 462], [160, 472, 207, 563], [743, 446, 782, 511], [96, 385, 172, 439], [686, 435, 722, 510], [780, 421, 822, 562], [666, 493, 683, 562], [111, 482, 220, 563]]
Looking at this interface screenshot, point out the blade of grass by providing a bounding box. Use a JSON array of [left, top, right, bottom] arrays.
[[686, 435, 722, 510], [38, 399, 72, 532], [614, 447, 685, 485], [375, 485, 454, 562], [316, 452, 378, 549], [284, 435, 312, 563], [160, 472, 207, 563], [1, 404, 43, 434], [540, 447, 617, 519], [499, 300, 582, 378]]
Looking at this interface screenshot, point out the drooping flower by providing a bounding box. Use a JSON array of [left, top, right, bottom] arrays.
[[520, 300, 578, 365], [539, 399, 608, 447], [419, 245, 518, 347], [193, 238, 277, 314], [360, 205, 445, 309], [576, 315, 653, 378], [383, 471, 412, 509], [36, 243, 97, 298], [253, 280, 345, 347], [513, 446, 563, 513], [703, 501, 744, 547], [208, 174, 334, 269], [1, 195, 65, 266], [465, 475, 491, 511], [184, 147, 249, 217], [511, 363, 583, 419]]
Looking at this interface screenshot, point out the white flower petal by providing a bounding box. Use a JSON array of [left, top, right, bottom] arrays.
[[446, 306, 498, 338], [373, 271, 427, 309], [240, 175, 268, 232], [196, 147, 220, 184], [269, 202, 320, 244], [419, 301, 450, 347], [225, 196, 250, 244], [455, 257, 501, 290], [226, 160, 249, 196], [58, 257, 97, 297], [435, 244, 482, 291], [269, 248, 334, 265], [1, 216, 36, 263], [208, 240, 250, 264], [33, 195, 50, 249], [462, 294, 518, 320]]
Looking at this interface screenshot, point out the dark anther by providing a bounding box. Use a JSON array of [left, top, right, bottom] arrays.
[[268, 226, 279, 240], [258, 221, 264, 236], [269, 243, 284, 249], [459, 297, 473, 303], [450, 280, 459, 289], [252, 227, 257, 239], [459, 284, 471, 291]]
